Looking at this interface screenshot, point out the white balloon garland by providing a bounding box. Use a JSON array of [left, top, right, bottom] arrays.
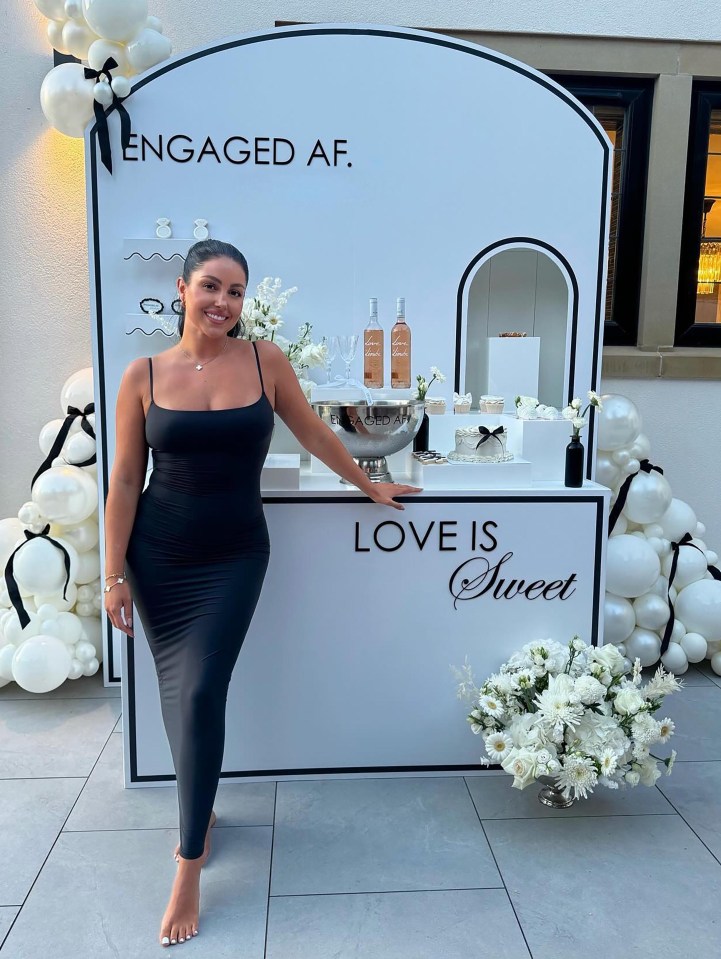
[[600, 393, 721, 675], [34, 0, 172, 140], [0, 368, 102, 692]]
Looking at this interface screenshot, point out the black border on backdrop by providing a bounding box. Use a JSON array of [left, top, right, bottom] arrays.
[[88, 26, 610, 683], [125, 493, 606, 783]]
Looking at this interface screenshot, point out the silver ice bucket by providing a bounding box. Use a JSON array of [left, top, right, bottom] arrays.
[[311, 398, 425, 483]]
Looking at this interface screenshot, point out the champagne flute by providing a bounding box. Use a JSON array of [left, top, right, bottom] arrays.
[[324, 335, 339, 383], [337, 334, 359, 384]]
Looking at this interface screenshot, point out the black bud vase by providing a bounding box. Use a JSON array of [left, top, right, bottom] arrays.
[[565, 434, 585, 487], [413, 409, 430, 452]]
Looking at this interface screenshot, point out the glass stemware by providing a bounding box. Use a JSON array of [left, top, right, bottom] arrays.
[[324, 335, 339, 383], [336, 334, 359, 383]]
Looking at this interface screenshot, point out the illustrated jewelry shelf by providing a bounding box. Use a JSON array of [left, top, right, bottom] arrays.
[[122, 238, 195, 261], [126, 313, 178, 337]]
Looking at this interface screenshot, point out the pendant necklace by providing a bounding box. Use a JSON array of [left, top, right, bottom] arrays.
[[179, 335, 229, 371]]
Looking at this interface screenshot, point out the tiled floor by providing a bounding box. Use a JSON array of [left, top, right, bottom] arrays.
[[2, 666, 721, 958]]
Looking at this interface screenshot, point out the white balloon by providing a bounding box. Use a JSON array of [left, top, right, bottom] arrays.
[[696, 522, 707, 537], [617, 643, 626, 656], [658, 499, 697, 543], [36, 0, 67, 17], [68, 659, 84, 680], [65, 0, 84, 18], [62, 18, 97, 59], [12, 536, 78, 594], [146, 14, 162, 32], [125, 27, 172, 73], [605, 535, 661, 599], [60, 368, 94, 414], [623, 458, 641, 475], [644, 523, 663, 538], [39, 419, 69, 457], [47, 19, 70, 54], [74, 640, 96, 663], [52, 517, 98, 553], [32, 465, 97, 525], [595, 451, 620, 490], [110, 74, 131, 98], [33, 581, 78, 613], [93, 79, 114, 106], [676, 580, 721, 641], [707, 551, 719, 567], [711, 651, 721, 677], [604, 593, 636, 644], [622, 470, 673, 525], [82, 656, 100, 677], [18, 502, 44, 529], [76, 584, 94, 603], [612, 449, 631, 467], [0, 517, 24, 568], [64, 430, 96, 467], [56, 611, 83, 645], [680, 632, 708, 663], [12, 635, 71, 693], [77, 614, 103, 662], [661, 546, 708, 590], [75, 601, 95, 617], [86, 37, 131, 75], [633, 593, 670, 630], [598, 395, 642, 451], [631, 433, 651, 459], [83, 0, 148, 42], [0, 644, 17, 680], [40, 63, 95, 138], [646, 537, 666, 556], [74, 548, 100, 585], [670, 619, 686, 643], [609, 514, 627, 537], [625, 628, 662, 667], [660, 643, 688, 675], [40, 620, 61, 638]]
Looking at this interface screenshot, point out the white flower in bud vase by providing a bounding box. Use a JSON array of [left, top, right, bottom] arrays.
[[572, 416, 587, 431], [562, 405, 575, 420], [587, 390, 603, 409], [430, 365, 447, 383], [571, 397, 582, 410]]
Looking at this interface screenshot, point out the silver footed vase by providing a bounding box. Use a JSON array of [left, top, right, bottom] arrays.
[[537, 776, 575, 809]]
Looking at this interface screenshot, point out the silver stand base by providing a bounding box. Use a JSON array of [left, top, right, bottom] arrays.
[[340, 456, 392, 485]]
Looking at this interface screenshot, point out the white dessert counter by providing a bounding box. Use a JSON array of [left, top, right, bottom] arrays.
[[121, 471, 609, 786]]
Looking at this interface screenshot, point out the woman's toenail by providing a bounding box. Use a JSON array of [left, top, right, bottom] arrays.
[[171, 939, 177, 944], [162, 937, 170, 945]]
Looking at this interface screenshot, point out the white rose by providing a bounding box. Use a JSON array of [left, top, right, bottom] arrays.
[[625, 770, 641, 786], [613, 687, 645, 716], [502, 749, 537, 789], [572, 416, 587, 430], [591, 645, 628, 676], [639, 759, 661, 787]]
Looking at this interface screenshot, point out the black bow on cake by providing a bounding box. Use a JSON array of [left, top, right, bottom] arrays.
[[84, 58, 132, 175], [475, 426, 504, 449], [32, 403, 96, 489], [4, 526, 71, 630]]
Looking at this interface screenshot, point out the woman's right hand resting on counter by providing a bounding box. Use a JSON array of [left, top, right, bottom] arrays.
[[105, 580, 134, 637], [368, 482, 423, 511]]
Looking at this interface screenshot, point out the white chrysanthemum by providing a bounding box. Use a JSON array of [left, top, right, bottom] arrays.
[[252, 325, 268, 338], [557, 756, 598, 800], [430, 366, 446, 383], [573, 675, 607, 705], [485, 732, 513, 761], [631, 712, 661, 746], [478, 694, 505, 718], [571, 397, 582, 410], [572, 416, 587, 430], [587, 390, 603, 409], [535, 687, 584, 738], [657, 718, 675, 743]]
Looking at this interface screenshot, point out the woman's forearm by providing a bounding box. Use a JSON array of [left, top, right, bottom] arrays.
[[304, 428, 377, 494], [104, 477, 142, 573]]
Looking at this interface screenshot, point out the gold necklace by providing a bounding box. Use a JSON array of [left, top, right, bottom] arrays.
[[179, 336, 229, 371]]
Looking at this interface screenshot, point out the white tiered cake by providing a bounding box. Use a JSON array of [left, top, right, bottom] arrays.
[[447, 426, 514, 463]]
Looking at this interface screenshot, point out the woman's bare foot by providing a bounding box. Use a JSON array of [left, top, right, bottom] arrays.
[[159, 856, 203, 947], [173, 810, 216, 864]]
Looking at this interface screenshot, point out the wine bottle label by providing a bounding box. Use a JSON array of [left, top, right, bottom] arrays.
[[364, 329, 384, 387]]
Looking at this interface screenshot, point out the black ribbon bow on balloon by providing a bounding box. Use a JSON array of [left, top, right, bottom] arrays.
[[4, 526, 71, 630], [475, 426, 504, 449], [660, 532, 721, 654], [608, 459, 664, 535], [84, 58, 132, 175], [32, 403, 96, 489]]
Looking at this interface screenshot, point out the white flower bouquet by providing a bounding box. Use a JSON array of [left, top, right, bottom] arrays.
[[413, 366, 446, 401], [561, 390, 603, 436], [454, 637, 681, 802], [241, 277, 326, 399]]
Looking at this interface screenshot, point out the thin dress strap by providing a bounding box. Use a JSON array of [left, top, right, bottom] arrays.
[[148, 356, 154, 403], [251, 341, 265, 395]]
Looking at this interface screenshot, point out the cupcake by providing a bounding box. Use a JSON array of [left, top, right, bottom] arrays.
[[453, 392, 472, 414], [425, 396, 446, 415], [479, 395, 505, 413]]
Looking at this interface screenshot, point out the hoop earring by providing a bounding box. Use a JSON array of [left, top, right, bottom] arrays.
[[171, 298, 184, 315]]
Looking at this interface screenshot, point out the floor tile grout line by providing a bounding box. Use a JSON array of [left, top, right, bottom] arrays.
[[462, 777, 535, 959], [654, 788, 721, 869], [4, 719, 119, 945], [262, 780, 278, 959], [61, 824, 274, 833], [267, 885, 507, 898]]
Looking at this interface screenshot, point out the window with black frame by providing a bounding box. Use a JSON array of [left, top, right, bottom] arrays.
[[547, 76, 654, 346], [676, 82, 721, 347]]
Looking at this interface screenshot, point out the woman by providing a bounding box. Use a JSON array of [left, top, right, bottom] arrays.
[[103, 239, 421, 948]]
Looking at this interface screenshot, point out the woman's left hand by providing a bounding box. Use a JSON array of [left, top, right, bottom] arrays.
[[367, 482, 423, 510]]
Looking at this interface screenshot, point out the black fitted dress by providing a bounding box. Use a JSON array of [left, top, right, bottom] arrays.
[[126, 342, 274, 859]]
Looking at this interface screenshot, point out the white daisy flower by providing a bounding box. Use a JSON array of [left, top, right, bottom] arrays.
[[599, 749, 618, 777], [484, 732, 513, 761], [430, 366, 446, 383], [657, 718, 675, 742], [479, 694, 505, 718]]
